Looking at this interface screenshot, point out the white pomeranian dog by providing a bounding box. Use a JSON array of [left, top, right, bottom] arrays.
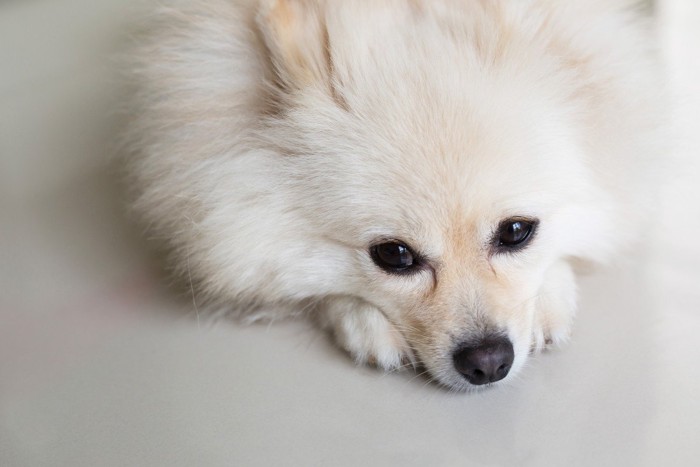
[[124, 0, 662, 391]]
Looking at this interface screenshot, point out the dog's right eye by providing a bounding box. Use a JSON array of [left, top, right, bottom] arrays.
[[494, 217, 538, 252], [370, 242, 417, 273]]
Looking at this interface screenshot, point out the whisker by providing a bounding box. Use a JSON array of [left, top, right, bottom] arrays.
[[185, 251, 201, 331]]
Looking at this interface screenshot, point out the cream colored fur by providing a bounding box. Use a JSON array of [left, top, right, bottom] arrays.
[[124, 0, 662, 391]]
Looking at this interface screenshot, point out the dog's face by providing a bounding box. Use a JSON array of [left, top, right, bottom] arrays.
[[257, 0, 616, 389], [278, 99, 605, 390]]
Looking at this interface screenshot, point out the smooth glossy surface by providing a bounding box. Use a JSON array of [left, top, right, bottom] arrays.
[[2, 1, 699, 466], [497, 219, 535, 248], [371, 242, 415, 271]]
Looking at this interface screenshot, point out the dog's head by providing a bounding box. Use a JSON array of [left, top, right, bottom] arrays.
[[251, 0, 642, 390]]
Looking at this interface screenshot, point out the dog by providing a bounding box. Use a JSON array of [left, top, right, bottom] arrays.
[[123, 0, 662, 391]]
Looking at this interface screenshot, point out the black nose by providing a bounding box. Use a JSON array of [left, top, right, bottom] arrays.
[[453, 336, 514, 385]]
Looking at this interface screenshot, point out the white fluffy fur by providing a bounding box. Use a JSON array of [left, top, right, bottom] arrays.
[[124, 0, 662, 391]]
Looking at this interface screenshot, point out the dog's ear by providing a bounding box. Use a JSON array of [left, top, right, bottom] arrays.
[[257, 0, 332, 94]]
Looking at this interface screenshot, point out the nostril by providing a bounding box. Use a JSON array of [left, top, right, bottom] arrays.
[[453, 336, 514, 386]]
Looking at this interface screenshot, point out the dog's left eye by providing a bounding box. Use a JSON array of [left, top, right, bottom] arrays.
[[370, 241, 417, 273], [496, 218, 538, 250]]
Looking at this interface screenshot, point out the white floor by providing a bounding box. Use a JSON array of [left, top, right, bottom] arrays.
[[2, 1, 699, 466]]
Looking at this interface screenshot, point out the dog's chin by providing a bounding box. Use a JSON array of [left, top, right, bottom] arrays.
[[419, 345, 529, 392], [429, 369, 514, 393]]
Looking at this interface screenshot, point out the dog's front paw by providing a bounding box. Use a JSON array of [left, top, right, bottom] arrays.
[[320, 297, 412, 371], [531, 261, 577, 353], [531, 308, 573, 353]]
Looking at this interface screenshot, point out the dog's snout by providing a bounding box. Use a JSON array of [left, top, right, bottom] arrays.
[[453, 337, 514, 385]]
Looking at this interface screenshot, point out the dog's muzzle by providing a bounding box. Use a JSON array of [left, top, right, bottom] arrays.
[[453, 336, 514, 385]]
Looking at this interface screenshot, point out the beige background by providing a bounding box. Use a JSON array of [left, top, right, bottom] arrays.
[[1, 1, 699, 465]]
